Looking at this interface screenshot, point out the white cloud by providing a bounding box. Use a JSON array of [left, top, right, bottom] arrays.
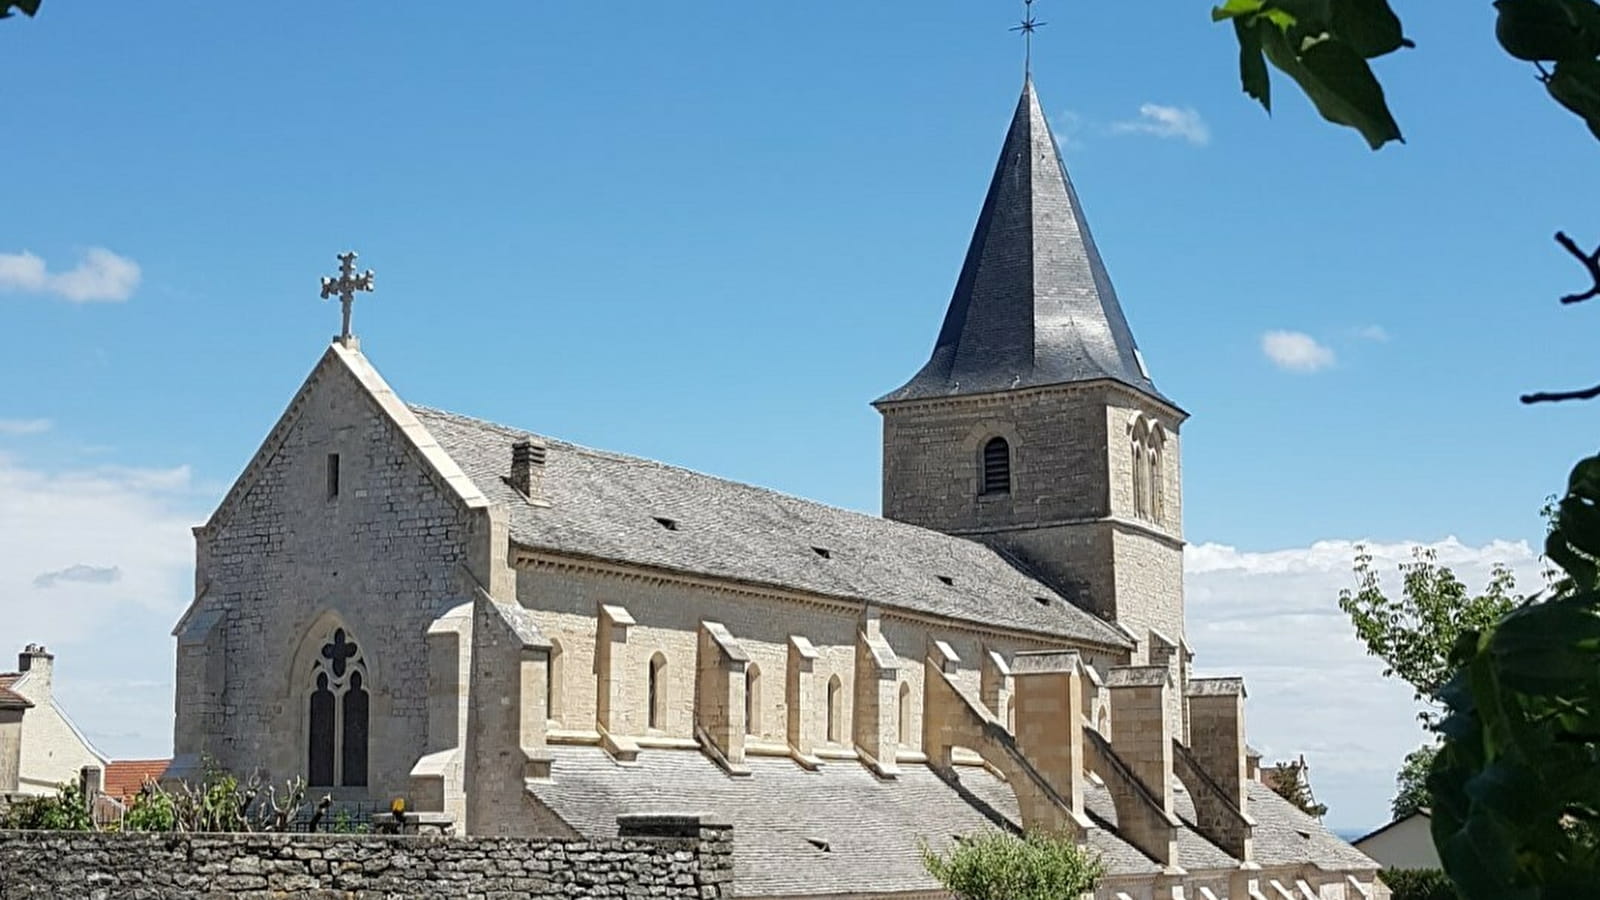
[[0, 248, 141, 303], [1261, 330, 1336, 372], [1356, 325, 1391, 342], [1111, 103, 1210, 146], [0, 452, 203, 759], [1186, 536, 1546, 832], [0, 418, 51, 435]]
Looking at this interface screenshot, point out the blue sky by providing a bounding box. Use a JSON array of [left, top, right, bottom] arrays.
[[1, 1, 1595, 832]]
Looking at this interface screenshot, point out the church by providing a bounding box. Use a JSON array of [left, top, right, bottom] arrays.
[[169, 78, 1384, 900]]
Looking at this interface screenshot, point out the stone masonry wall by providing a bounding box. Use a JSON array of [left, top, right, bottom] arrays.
[[175, 353, 481, 803], [0, 817, 734, 900]]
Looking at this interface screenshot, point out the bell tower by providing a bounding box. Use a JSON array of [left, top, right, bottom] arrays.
[[875, 79, 1188, 667]]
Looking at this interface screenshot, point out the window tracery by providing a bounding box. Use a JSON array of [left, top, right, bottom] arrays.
[[306, 626, 368, 788]]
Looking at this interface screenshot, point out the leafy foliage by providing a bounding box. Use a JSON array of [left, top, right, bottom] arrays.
[[1382, 868, 1460, 900], [0, 1, 40, 20], [0, 781, 91, 831], [1338, 547, 1521, 724], [1266, 758, 1329, 817], [1427, 455, 1600, 898], [1210, 0, 1600, 147], [1393, 744, 1437, 819], [920, 830, 1104, 900]]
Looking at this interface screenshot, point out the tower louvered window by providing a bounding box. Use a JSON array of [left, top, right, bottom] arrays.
[[981, 437, 1011, 496]]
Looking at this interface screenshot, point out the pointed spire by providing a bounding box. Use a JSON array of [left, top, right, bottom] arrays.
[[878, 79, 1165, 405]]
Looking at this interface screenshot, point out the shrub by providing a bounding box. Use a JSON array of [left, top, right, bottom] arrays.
[[921, 829, 1103, 900], [1383, 868, 1458, 900], [0, 781, 92, 831]]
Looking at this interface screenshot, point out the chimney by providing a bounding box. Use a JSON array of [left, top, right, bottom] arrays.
[[18, 644, 53, 700], [509, 439, 547, 501], [1187, 677, 1249, 810], [1106, 665, 1174, 814], [1011, 650, 1087, 820]]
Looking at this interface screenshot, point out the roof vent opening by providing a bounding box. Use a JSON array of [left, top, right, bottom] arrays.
[[811, 546, 831, 559], [937, 575, 954, 586], [1034, 596, 1050, 606], [653, 516, 678, 531], [805, 837, 831, 852]]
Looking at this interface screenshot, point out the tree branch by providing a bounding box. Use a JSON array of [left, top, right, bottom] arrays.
[[1522, 384, 1600, 404], [1555, 231, 1600, 305]]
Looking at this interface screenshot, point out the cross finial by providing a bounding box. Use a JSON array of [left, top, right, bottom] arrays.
[[319, 251, 376, 348], [1010, 0, 1047, 77]]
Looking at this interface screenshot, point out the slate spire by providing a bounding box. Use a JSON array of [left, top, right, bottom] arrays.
[[878, 78, 1164, 405]]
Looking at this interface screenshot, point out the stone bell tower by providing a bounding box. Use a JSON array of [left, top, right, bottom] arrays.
[[874, 78, 1188, 668]]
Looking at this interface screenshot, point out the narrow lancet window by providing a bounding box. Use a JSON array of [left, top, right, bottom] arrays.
[[341, 671, 369, 787], [546, 640, 564, 725], [308, 673, 336, 786], [826, 674, 843, 743], [745, 664, 761, 736], [648, 652, 667, 731], [897, 681, 911, 746], [326, 453, 341, 499], [981, 437, 1011, 496]]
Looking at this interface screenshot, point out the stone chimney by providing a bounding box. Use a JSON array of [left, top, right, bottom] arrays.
[[1106, 666, 1174, 814], [17, 644, 53, 700], [509, 439, 548, 502], [1187, 677, 1249, 809], [1010, 650, 1086, 820]]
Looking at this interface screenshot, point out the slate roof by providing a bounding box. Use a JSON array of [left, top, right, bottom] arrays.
[[529, 747, 1375, 897], [878, 78, 1169, 407], [413, 407, 1130, 648], [0, 673, 29, 709]]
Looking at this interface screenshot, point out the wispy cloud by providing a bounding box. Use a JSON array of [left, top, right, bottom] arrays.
[[0, 248, 141, 303], [0, 418, 51, 436], [1111, 103, 1210, 146], [34, 564, 122, 589], [1356, 325, 1391, 342], [1261, 330, 1336, 372], [1188, 536, 1545, 831]]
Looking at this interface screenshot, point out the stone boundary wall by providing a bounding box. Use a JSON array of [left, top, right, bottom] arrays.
[[0, 814, 733, 900]]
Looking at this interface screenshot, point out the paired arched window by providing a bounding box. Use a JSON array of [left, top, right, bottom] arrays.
[[1130, 417, 1165, 523], [980, 437, 1011, 496], [745, 664, 762, 736], [647, 652, 668, 731], [307, 626, 368, 788], [826, 674, 843, 744], [546, 639, 565, 726]]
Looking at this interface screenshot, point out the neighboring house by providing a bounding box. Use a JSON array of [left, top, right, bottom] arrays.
[[102, 758, 171, 807], [0, 680, 29, 794], [1354, 810, 1441, 871], [168, 77, 1386, 899], [1, 644, 109, 796]]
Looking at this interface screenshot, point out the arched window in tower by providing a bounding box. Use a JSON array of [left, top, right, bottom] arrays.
[[745, 664, 761, 736], [897, 681, 911, 746], [546, 639, 565, 726], [1130, 419, 1150, 519], [1148, 426, 1165, 523], [647, 652, 668, 731], [981, 437, 1011, 496], [306, 625, 369, 788], [826, 674, 843, 744]]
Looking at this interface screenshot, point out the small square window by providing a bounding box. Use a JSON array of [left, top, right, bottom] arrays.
[[326, 454, 341, 499]]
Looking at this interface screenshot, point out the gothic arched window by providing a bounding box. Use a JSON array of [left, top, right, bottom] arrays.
[[1148, 426, 1165, 523], [745, 664, 761, 736], [1130, 419, 1150, 519], [306, 626, 369, 788], [826, 674, 843, 744], [981, 437, 1011, 496], [897, 681, 911, 746], [647, 652, 668, 731]]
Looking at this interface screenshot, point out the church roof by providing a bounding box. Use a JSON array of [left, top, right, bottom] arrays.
[[412, 406, 1131, 648], [528, 746, 1376, 896], [877, 78, 1167, 406]]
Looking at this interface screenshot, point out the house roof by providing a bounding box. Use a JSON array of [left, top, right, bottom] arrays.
[[876, 78, 1170, 408], [0, 673, 30, 710], [528, 747, 1376, 897], [1351, 808, 1431, 846], [413, 406, 1132, 648], [103, 759, 171, 802]]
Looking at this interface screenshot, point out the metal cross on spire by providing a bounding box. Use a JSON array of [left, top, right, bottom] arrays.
[[319, 251, 376, 348], [1010, 0, 1047, 77]]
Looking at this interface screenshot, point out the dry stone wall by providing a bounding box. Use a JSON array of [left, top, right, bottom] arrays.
[[0, 816, 733, 900]]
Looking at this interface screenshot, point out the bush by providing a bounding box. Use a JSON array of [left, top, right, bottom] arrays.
[[1383, 868, 1458, 900], [921, 829, 1103, 900], [0, 781, 92, 831]]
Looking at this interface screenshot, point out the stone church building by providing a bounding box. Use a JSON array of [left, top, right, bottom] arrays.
[[171, 80, 1383, 899]]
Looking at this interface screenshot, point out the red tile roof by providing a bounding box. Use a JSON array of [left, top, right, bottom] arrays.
[[103, 759, 171, 803], [0, 673, 29, 709]]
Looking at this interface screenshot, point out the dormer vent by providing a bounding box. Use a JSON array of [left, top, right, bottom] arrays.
[[811, 546, 831, 559], [937, 575, 954, 586], [653, 516, 678, 531], [509, 438, 548, 501]]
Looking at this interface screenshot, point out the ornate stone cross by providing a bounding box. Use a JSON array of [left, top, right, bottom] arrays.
[[319, 251, 376, 348]]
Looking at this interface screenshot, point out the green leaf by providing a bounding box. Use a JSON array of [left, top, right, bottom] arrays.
[[1549, 57, 1600, 140], [1260, 25, 1404, 148], [1333, 0, 1414, 58], [1213, 0, 1265, 23], [1495, 0, 1593, 61], [1234, 18, 1273, 109]]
